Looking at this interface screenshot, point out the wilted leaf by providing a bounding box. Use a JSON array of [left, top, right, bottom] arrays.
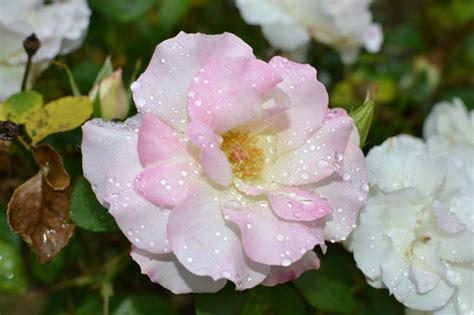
[[2, 91, 43, 124], [25, 96, 93, 145], [7, 173, 74, 263], [0, 240, 28, 293], [32, 145, 70, 190], [0, 121, 19, 141], [70, 177, 119, 232], [350, 84, 378, 148]]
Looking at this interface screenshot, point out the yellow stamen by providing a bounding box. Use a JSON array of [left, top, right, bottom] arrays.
[[221, 131, 264, 181]]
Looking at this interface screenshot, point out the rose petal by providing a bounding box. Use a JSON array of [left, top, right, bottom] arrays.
[[262, 250, 320, 286], [315, 132, 368, 242], [266, 113, 353, 186], [187, 121, 232, 186], [188, 57, 282, 133], [264, 56, 328, 152], [134, 160, 197, 208], [137, 113, 186, 167], [82, 115, 141, 206], [269, 188, 332, 222], [167, 185, 270, 290], [131, 249, 226, 294], [104, 146, 171, 254], [132, 32, 254, 132], [222, 198, 325, 267]]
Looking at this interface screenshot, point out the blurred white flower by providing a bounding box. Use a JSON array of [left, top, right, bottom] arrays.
[[235, 0, 383, 64], [0, 0, 91, 100], [351, 99, 474, 314]]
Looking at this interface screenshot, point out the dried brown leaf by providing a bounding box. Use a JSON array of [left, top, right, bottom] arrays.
[[32, 144, 70, 190], [7, 173, 74, 263]]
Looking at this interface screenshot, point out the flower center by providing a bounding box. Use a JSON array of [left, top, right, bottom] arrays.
[[221, 131, 264, 181]]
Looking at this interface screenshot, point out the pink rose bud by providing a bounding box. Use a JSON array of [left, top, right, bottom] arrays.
[[89, 69, 129, 121]]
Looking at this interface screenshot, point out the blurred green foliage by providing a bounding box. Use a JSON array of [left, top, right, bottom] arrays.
[[1, 0, 473, 314]]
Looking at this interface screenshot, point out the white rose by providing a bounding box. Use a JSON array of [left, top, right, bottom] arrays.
[[235, 0, 383, 64], [423, 98, 474, 147], [351, 133, 474, 314], [0, 0, 91, 100]]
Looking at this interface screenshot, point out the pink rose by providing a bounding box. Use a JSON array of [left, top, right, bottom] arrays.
[[82, 32, 368, 293]]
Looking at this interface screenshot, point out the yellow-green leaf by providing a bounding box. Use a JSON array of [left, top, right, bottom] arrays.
[[26, 96, 93, 145], [350, 84, 378, 148], [3, 91, 43, 124], [0, 104, 6, 121]]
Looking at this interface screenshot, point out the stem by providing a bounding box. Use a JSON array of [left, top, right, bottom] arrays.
[[16, 135, 31, 151], [21, 55, 32, 92]]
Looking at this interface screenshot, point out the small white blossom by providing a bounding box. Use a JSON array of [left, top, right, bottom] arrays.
[[351, 99, 474, 314], [0, 0, 91, 100], [235, 0, 383, 64]]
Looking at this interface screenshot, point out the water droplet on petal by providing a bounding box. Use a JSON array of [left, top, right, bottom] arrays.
[[276, 233, 284, 242], [317, 159, 330, 169], [281, 258, 292, 266], [360, 183, 369, 193]]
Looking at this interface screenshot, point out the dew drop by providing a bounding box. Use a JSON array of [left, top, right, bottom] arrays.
[[317, 159, 330, 169], [130, 81, 141, 91], [281, 258, 292, 266], [360, 183, 369, 193], [342, 173, 351, 181], [276, 233, 285, 242], [135, 98, 146, 108], [246, 223, 253, 229], [300, 172, 310, 180]]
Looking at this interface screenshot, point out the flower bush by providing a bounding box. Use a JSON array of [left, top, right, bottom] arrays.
[[351, 99, 473, 314], [82, 32, 368, 293]]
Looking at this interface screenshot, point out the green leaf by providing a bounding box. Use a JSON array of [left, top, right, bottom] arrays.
[[0, 203, 21, 249], [241, 284, 307, 315], [29, 250, 65, 284], [70, 177, 119, 232], [90, 0, 156, 22], [2, 91, 43, 124], [113, 295, 177, 315], [93, 56, 114, 87], [196, 283, 249, 315], [25, 96, 93, 145], [159, 0, 192, 32], [356, 286, 404, 315], [350, 85, 377, 148], [54, 61, 81, 96], [294, 270, 358, 313], [0, 240, 28, 294]]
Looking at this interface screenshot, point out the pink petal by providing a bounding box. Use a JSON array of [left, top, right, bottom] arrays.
[[262, 251, 320, 287], [137, 113, 185, 167], [132, 32, 254, 132], [222, 198, 325, 266], [104, 146, 171, 254], [134, 160, 197, 208], [167, 185, 270, 290], [82, 116, 141, 206], [264, 56, 329, 152], [188, 57, 282, 133], [187, 121, 232, 186], [314, 129, 369, 242], [131, 249, 227, 294], [265, 112, 353, 186], [269, 188, 332, 222]]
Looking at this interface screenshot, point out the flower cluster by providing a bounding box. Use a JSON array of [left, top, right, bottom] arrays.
[[82, 32, 368, 293], [351, 98, 473, 314], [236, 0, 383, 64], [0, 0, 91, 100]]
